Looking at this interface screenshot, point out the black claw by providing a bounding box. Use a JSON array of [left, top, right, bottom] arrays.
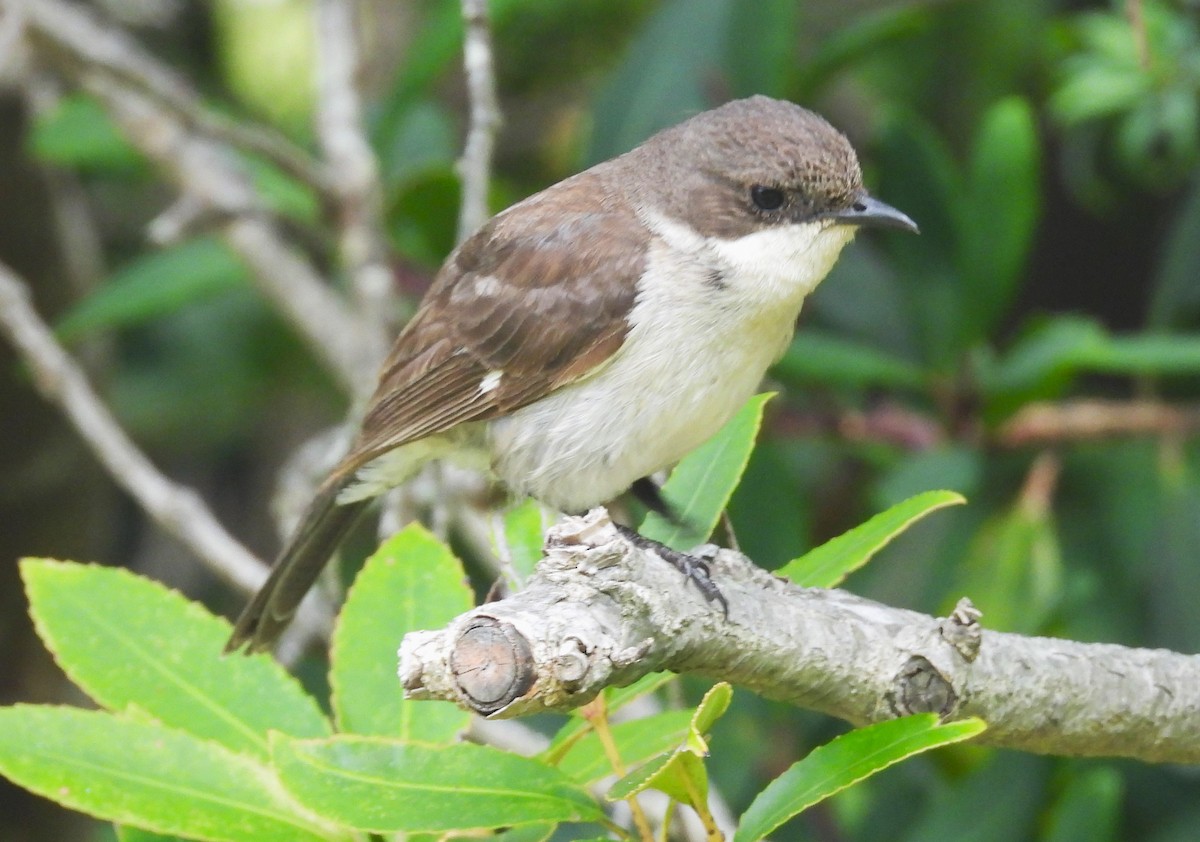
[[615, 524, 729, 617], [675, 554, 729, 617]]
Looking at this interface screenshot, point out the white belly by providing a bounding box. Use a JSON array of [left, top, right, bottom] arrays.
[[487, 215, 853, 512]]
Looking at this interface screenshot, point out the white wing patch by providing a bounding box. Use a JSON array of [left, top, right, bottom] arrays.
[[479, 369, 504, 394], [472, 274, 503, 296]]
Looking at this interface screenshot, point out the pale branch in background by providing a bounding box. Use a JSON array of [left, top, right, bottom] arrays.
[[456, 0, 501, 243], [1127, 0, 1149, 70], [0, 1, 25, 78], [997, 398, 1200, 447], [314, 0, 393, 352], [0, 259, 330, 643], [0, 258, 336, 656], [778, 399, 1200, 454], [20, 0, 381, 394], [83, 73, 378, 396], [402, 509, 1200, 765], [19, 0, 327, 191]]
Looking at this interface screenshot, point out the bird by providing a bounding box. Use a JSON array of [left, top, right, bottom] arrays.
[[226, 95, 917, 653]]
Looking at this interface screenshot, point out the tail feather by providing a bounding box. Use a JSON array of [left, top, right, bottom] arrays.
[[225, 481, 370, 653]]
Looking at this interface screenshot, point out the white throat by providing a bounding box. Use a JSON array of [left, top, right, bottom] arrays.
[[642, 209, 856, 311]]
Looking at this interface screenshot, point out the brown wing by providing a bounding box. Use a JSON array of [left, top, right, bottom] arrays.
[[335, 171, 647, 478]]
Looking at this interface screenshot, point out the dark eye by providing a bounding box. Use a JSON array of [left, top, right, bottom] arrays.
[[750, 185, 785, 211]]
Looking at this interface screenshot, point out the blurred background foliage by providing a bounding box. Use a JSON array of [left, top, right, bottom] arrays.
[[3, 0, 1200, 839]]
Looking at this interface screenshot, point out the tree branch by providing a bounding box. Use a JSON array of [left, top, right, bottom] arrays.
[[86, 73, 377, 396], [314, 0, 393, 348], [19, 0, 327, 191], [402, 509, 1200, 764], [18, 0, 328, 190], [0, 258, 335, 643], [19, 0, 381, 396], [455, 0, 500, 243], [997, 398, 1200, 447]]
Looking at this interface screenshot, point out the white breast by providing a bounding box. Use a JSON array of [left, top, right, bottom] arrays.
[[487, 211, 854, 512]]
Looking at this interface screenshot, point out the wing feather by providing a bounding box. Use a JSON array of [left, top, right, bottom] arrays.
[[334, 171, 647, 479]]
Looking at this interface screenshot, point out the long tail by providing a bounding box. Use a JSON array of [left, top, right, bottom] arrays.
[[225, 480, 370, 653]]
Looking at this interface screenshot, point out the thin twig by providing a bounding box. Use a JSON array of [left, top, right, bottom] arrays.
[[456, 0, 501, 243], [81, 72, 378, 395], [773, 398, 1200, 452], [996, 399, 1200, 447], [314, 0, 393, 350], [1127, 0, 1150, 70], [0, 261, 254, 588], [0, 259, 336, 647], [18, 0, 328, 191], [582, 696, 655, 841], [0, 0, 26, 77]]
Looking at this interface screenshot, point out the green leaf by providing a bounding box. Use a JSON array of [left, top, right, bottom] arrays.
[[724, 0, 797, 96], [330, 524, 472, 741], [1043, 766, 1123, 842], [726, 439, 812, 568], [607, 671, 677, 709], [774, 330, 926, 390], [982, 316, 1109, 406], [810, 242, 917, 357], [689, 682, 732, 740], [495, 824, 558, 842], [985, 317, 1200, 412], [542, 672, 677, 765], [374, 3, 464, 131], [1081, 333, 1200, 376], [116, 826, 188, 842], [1076, 11, 1143, 64], [586, 0, 732, 163], [1050, 61, 1150, 125], [734, 715, 986, 842], [796, 6, 927, 98], [607, 683, 731, 805], [242, 156, 320, 223], [779, 491, 966, 588], [387, 168, 462, 266], [1138, 474, 1200, 652], [0, 706, 335, 842], [20, 559, 329, 759], [29, 92, 144, 171], [377, 100, 458, 189], [1148, 172, 1200, 326], [872, 112, 969, 366], [56, 238, 249, 342], [609, 749, 707, 806], [496, 499, 550, 588], [948, 493, 1062, 634], [874, 446, 982, 508], [555, 710, 694, 786], [899, 749, 1047, 841], [960, 97, 1040, 340], [271, 734, 602, 832], [641, 393, 772, 551]]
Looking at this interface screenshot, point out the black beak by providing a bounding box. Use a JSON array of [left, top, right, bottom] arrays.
[[830, 193, 919, 234]]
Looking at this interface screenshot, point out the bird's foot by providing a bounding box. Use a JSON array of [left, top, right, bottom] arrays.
[[614, 524, 729, 617]]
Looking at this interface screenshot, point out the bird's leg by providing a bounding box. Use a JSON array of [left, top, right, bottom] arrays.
[[613, 523, 729, 617], [630, 476, 681, 524]]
